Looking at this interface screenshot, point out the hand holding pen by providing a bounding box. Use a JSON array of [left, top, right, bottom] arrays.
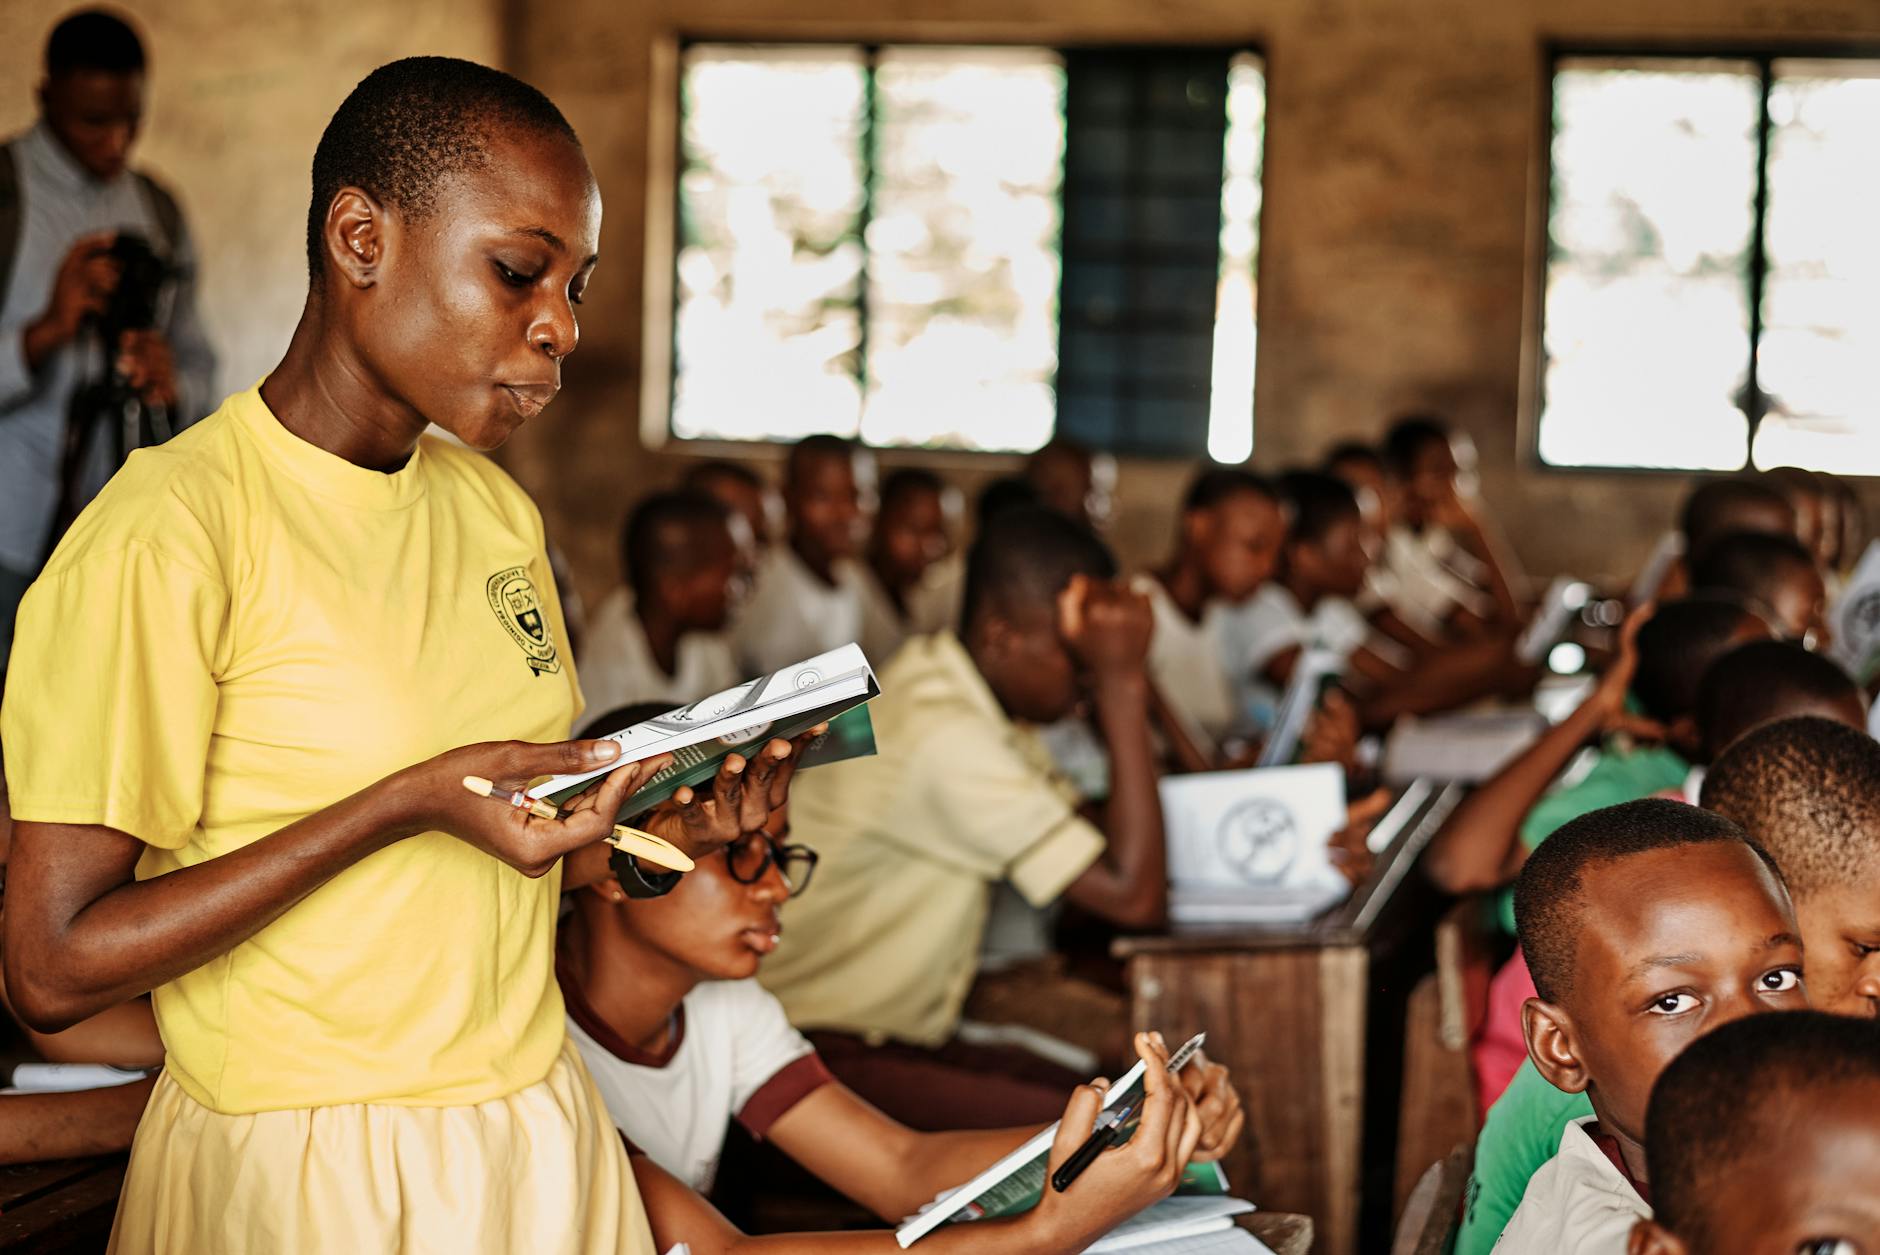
[[1037, 1032, 1203, 1248]]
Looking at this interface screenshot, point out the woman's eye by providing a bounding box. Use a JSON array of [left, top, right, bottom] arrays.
[[1648, 993, 1699, 1015], [1798, 1240, 1856, 1255], [1761, 968, 1803, 993], [494, 262, 537, 288]]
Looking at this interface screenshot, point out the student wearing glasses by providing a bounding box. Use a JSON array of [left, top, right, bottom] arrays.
[[555, 710, 1245, 1236]]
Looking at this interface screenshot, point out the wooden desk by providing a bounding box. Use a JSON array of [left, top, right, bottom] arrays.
[[1116, 783, 1464, 1255], [0, 1155, 126, 1253]]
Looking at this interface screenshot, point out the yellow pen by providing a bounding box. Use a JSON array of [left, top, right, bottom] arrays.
[[460, 776, 695, 872]]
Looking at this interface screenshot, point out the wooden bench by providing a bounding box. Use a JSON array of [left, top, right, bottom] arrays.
[[0, 1155, 126, 1253]]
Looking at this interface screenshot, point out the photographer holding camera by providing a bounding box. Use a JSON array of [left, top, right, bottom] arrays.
[[0, 8, 215, 688]]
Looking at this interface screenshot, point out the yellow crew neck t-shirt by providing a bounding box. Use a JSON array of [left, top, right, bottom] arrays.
[[3, 385, 583, 1115]]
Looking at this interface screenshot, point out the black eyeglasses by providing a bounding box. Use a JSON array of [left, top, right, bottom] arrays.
[[725, 833, 819, 899]]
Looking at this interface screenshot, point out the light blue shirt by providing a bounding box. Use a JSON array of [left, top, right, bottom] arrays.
[[0, 121, 215, 573]]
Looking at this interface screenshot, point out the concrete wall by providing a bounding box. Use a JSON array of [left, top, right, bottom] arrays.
[[507, 0, 1880, 614], [0, 0, 505, 402]]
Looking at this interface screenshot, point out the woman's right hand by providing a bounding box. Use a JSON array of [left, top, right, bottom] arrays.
[[1032, 1032, 1204, 1251], [399, 740, 675, 877]]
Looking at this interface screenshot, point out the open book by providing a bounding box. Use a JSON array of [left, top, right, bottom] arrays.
[[528, 643, 881, 819], [895, 1034, 1222, 1247]]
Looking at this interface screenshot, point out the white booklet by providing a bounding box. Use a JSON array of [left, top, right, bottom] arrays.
[[1160, 763, 1347, 900], [527, 643, 880, 812], [1086, 1196, 1257, 1251]]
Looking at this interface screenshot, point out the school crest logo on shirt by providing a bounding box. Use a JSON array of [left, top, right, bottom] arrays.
[[486, 566, 561, 676]]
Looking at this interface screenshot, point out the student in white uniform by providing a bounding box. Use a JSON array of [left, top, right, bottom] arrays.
[[1136, 468, 1286, 756], [733, 435, 872, 676], [857, 467, 959, 669], [555, 703, 1247, 1254], [1379, 415, 1522, 640], [578, 491, 747, 713]]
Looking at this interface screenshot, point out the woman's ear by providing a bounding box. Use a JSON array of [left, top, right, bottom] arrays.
[[1521, 996, 1592, 1095], [324, 187, 386, 289]]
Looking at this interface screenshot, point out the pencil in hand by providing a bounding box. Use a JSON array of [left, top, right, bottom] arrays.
[[460, 776, 696, 872]]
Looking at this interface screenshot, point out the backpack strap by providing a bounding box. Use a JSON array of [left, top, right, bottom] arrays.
[[0, 143, 21, 312], [133, 169, 183, 258]]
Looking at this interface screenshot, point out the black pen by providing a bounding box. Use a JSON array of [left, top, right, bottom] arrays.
[[1051, 1102, 1137, 1193]]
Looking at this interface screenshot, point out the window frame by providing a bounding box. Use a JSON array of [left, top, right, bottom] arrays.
[[650, 36, 1268, 460], [1527, 40, 1880, 479]]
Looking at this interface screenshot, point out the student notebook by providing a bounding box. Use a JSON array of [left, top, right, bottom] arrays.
[[894, 1033, 1222, 1247], [528, 643, 880, 819], [1254, 647, 1343, 769]]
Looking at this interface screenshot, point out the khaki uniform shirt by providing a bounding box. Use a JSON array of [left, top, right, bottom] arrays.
[[759, 632, 1105, 1046]]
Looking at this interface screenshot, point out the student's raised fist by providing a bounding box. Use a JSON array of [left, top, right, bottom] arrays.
[[1059, 574, 1153, 679]]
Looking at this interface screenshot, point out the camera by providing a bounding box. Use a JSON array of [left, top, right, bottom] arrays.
[[96, 231, 174, 349], [44, 231, 184, 557]]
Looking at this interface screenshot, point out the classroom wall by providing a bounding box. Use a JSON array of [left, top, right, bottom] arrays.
[[504, 0, 1880, 614], [0, 0, 506, 403]]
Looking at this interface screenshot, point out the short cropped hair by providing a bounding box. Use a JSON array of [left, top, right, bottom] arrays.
[[1695, 639, 1860, 759], [1277, 471, 1361, 548], [1646, 1010, 1880, 1248], [46, 8, 144, 76], [683, 460, 763, 494], [1514, 799, 1772, 1005], [1322, 441, 1383, 477], [784, 433, 856, 486], [1382, 414, 1450, 477], [1183, 467, 1276, 514], [308, 57, 578, 277], [976, 476, 1040, 530], [1689, 530, 1818, 619], [622, 491, 732, 602], [1629, 594, 1760, 725], [1679, 479, 1796, 563], [1701, 716, 1880, 899], [879, 467, 945, 516], [960, 505, 1116, 632]]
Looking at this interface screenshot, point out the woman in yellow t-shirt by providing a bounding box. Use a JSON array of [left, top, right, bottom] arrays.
[[0, 58, 801, 1255]]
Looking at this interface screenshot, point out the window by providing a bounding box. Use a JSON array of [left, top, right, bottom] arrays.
[[670, 43, 1265, 458], [1536, 53, 1880, 474]]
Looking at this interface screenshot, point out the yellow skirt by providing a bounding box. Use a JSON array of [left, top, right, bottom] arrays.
[[108, 1036, 656, 1255]]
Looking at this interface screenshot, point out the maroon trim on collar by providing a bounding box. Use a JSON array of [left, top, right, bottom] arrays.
[[556, 949, 686, 1069], [1586, 1123, 1652, 1206], [736, 1052, 835, 1140]]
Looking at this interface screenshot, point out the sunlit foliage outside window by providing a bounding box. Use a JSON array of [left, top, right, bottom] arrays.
[[1539, 56, 1880, 474]]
